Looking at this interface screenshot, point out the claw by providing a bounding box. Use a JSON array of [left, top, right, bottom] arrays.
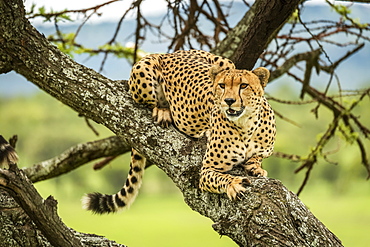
[[226, 177, 250, 200], [242, 177, 251, 186], [152, 107, 172, 127], [152, 107, 159, 122], [246, 165, 268, 177], [237, 191, 248, 201]]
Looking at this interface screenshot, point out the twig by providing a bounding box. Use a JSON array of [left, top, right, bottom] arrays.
[[84, 117, 100, 136], [27, 0, 121, 19], [273, 110, 301, 127], [93, 155, 118, 170], [273, 152, 301, 161], [295, 113, 342, 195]]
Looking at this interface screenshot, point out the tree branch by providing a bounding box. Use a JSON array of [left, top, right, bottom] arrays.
[[23, 136, 130, 183], [0, 163, 83, 247]]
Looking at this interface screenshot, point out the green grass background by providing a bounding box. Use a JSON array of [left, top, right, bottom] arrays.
[[2, 91, 369, 246], [35, 178, 370, 247]]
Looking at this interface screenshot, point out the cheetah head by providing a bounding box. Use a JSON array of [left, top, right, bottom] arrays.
[[211, 66, 270, 122]]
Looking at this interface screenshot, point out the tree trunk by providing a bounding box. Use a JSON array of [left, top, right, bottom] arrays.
[[0, 0, 343, 246], [213, 0, 303, 70]]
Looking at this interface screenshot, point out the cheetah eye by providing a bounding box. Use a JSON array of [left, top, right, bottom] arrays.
[[218, 83, 225, 89], [240, 83, 249, 89]]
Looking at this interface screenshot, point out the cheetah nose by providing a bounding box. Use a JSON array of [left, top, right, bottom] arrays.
[[224, 98, 236, 106]]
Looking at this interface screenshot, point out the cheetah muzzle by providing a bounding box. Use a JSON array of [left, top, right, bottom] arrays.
[[225, 106, 245, 118]]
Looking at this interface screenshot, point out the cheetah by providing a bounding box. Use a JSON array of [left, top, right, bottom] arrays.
[[83, 50, 276, 213]]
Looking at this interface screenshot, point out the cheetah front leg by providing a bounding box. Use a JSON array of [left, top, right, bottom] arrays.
[[199, 167, 251, 200], [243, 155, 268, 177]]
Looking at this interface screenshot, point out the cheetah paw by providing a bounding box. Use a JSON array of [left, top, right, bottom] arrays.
[[152, 107, 172, 127], [226, 177, 251, 200], [246, 165, 268, 177]]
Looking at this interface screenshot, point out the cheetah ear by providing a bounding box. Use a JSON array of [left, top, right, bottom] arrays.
[[209, 65, 225, 81], [252, 67, 270, 88]]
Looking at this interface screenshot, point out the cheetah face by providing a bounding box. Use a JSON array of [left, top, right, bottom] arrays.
[[213, 68, 269, 122]]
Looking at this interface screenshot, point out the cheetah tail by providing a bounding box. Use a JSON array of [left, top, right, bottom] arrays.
[[82, 149, 146, 214]]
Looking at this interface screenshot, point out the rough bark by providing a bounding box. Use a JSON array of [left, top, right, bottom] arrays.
[[0, 0, 343, 246], [213, 0, 303, 70]]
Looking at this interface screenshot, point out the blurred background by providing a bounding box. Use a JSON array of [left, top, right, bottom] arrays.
[[1, 1, 369, 246]]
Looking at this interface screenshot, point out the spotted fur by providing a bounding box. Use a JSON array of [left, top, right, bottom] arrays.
[[82, 149, 145, 213], [83, 50, 276, 213]]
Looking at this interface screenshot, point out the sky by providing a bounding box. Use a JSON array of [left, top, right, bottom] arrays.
[[25, 0, 169, 24], [24, 0, 335, 25]]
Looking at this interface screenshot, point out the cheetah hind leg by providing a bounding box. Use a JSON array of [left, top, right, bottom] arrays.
[[152, 107, 172, 127], [82, 148, 146, 214], [151, 81, 172, 127]]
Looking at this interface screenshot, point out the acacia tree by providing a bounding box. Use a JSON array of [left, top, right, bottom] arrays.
[[0, 0, 369, 246]]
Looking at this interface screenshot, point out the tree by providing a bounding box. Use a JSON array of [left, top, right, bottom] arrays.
[[0, 0, 369, 246]]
